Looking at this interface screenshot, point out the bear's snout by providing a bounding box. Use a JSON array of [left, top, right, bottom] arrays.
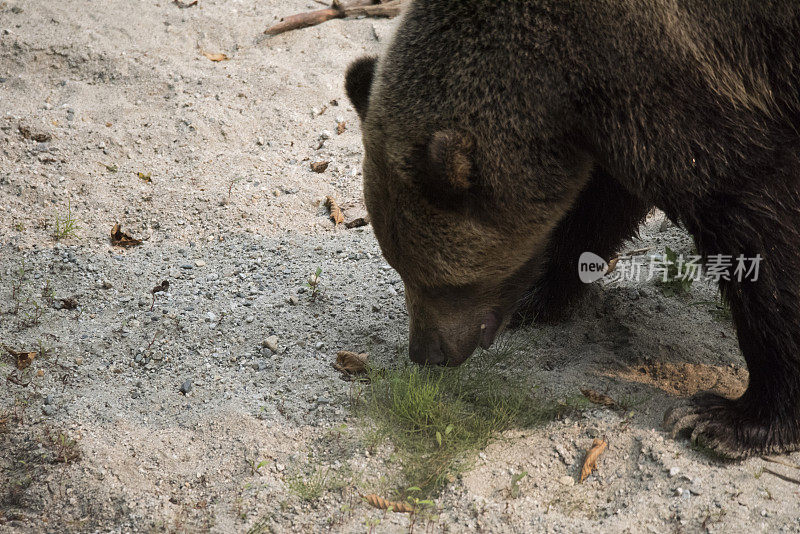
[[408, 332, 447, 366]]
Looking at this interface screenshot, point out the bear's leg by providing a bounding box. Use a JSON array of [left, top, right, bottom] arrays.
[[664, 189, 800, 458], [511, 167, 650, 324]]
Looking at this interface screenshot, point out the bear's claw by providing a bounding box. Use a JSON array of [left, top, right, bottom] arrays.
[[664, 392, 800, 459]]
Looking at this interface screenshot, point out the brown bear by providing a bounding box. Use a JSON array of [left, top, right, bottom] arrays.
[[345, 0, 800, 459]]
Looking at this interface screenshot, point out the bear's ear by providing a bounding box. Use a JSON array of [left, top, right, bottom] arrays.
[[417, 130, 475, 200], [345, 56, 377, 122]]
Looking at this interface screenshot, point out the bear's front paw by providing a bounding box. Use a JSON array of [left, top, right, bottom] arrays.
[[664, 392, 800, 459]]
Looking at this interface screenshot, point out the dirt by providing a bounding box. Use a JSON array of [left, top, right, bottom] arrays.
[[2, 1, 800, 532]]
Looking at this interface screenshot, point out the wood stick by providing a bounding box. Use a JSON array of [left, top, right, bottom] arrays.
[[343, 0, 404, 17], [265, 8, 343, 35], [265, 0, 403, 36]]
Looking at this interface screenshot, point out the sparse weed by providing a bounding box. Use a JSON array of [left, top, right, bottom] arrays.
[[657, 246, 694, 297], [286, 460, 351, 501], [306, 267, 322, 301], [53, 199, 79, 241], [355, 330, 574, 497], [509, 470, 528, 498], [42, 428, 80, 464]]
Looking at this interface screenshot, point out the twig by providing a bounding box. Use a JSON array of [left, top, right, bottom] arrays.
[[762, 456, 800, 470], [265, 0, 404, 36], [763, 467, 800, 485]]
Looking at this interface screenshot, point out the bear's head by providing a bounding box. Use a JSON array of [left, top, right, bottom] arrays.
[[345, 53, 590, 366]]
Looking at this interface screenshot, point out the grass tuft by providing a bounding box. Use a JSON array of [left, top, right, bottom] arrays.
[[355, 330, 578, 497], [53, 199, 79, 241]]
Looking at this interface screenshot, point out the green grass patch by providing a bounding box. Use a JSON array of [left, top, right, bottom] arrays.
[[355, 333, 579, 497]]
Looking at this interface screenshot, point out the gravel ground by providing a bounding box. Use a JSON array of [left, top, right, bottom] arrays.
[[2, 1, 800, 532]]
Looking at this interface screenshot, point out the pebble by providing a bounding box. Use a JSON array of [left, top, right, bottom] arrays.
[[195, 260, 206, 267], [206, 312, 217, 322], [42, 405, 55, 416], [264, 335, 279, 353], [668, 466, 680, 477], [558, 475, 575, 487], [246, 315, 255, 323], [179, 379, 193, 395]]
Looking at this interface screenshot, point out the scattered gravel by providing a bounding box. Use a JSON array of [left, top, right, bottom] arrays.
[[1, 1, 800, 533]]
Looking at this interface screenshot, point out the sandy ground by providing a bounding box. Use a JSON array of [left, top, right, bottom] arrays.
[[2, 1, 800, 532]]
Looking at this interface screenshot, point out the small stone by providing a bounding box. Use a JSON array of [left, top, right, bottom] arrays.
[[264, 335, 279, 353], [288, 296, 299, 305], [206, 312, 217, 322], [195, 260, 206, 267], [558, 475, 575, 487], [181, 264, 193, 270], [179, 379, 192, 395], [42, 405, 55, 416], [320, 130, 332, 140], [315, 341, 324, 350], [75, 357, 84, 365], [673, 487, 683, 497], [668, 466, 680, 477], [246, 315, 255, 323]]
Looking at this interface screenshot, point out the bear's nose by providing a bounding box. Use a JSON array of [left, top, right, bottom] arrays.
[[409, 334, 446, 366]]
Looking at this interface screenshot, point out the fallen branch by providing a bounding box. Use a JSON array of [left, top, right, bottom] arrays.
[[265, 0, 406, 36]]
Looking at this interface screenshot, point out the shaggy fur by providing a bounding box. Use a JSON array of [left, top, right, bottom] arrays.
[[346, 0, 800, 458]]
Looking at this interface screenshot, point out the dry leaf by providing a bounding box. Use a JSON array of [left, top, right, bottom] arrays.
[[580, 388, 618, 409], [333, 351, 368, 375], [18, 124, 51, 142], [202, 51, 229, 62], [580, 438, 608, 483], [110, 223, 143, 248], [606, 257, 619, 274], [324, 196, 344, 225], [60, 297, 78, 310], [345, 216, 369, 229], [311, 161, 330, 173], [362, 494, 415, 513], [152, 280, 170, 294], [3, 346, 37, 370], [336, 121, 347, 135]]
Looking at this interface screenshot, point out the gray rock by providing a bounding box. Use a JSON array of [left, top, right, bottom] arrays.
[[42, 405, 55, 416], [179, 379, 192, 395], [264, 335, 279, 353]]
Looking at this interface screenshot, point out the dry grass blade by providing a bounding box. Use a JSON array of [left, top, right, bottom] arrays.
[[580, 438, 608, 482], [580, 388, 618, 409], [324, 196, 344, 225], [362, 494, 414, 513], [110, 223, 142, 247]]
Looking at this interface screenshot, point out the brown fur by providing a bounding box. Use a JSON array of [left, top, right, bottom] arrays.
[[346, 0, 800, 458]]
